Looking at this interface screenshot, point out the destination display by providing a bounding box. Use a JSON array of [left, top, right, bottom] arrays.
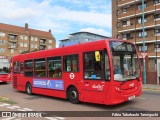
[[110, 41, 136, 52]]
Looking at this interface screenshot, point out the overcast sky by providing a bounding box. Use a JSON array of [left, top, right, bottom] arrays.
[[0, 0, 112, 47]]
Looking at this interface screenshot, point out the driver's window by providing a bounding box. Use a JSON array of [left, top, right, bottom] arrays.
[[84, 50, 104, 80]]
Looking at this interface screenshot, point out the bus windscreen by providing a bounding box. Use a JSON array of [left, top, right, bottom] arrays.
[[110, 41, 140, 82]]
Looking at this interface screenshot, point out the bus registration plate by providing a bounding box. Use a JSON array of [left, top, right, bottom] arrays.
[[128, 95, 135, 100]]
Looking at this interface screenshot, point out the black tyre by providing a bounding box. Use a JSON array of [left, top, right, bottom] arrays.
[[68, 87, 79, 104], [26, 83, 32, 95]]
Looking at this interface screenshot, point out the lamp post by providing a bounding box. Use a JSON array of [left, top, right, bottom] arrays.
[[142, 0, 146, 84]]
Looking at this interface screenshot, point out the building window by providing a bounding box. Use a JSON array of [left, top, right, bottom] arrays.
[[31, 44, 34, 48], [0, 48, 5, 53], [20, 43, 23, 47], [48, 46, 52, 49], [64, 54, 79, 72], [31, 36, 38, 41], [11, 49, 14, 53], [20, 35, 28, 40], [34, 44, 38, 48], [154, 0, 160, 4], [117, 10, 120, 16], [139, 46, 148, 52], [117, 22, 120, 28], [48, 56, 62, 78], [122, 19, 130, 27], [137, 3, 147, 10], [137, 17, 147, 24], [0, 32, 5, 37], [138, 31, 147, 38], [0, 40, 5, 45], [122, 7, 127, 13], [155, 28, 160, 35], [24, 43, 28, 47], [155, 13, 160, 20], [49, 40, 53, 43], [123, 20, 127, 26], [123, 33, 131, 40]]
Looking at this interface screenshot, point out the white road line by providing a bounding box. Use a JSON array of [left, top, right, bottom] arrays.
[[55, 117, 66, 120], [45, 117, 58, 120], [6, 106, 21, 110], [0, 103, 10, 107], [17, 108, 33, 111]]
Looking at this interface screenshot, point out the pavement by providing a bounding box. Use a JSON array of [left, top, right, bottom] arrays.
[[142, 84, 160, 91]]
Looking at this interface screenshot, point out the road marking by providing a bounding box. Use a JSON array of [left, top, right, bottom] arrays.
[[55, 117, 65, 120], [17, 108, 33, 111], [45, 117, 59, 120], [0, 103, 10, 107], [6, 106, 21, 110]]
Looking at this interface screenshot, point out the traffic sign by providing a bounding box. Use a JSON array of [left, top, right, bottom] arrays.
[[140, 52, 148, 59]]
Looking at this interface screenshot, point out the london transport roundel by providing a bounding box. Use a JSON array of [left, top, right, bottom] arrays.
[[69, 73, 75, 79]]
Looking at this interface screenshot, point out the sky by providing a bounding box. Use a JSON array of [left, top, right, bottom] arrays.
[[0, 0, 112, 47]]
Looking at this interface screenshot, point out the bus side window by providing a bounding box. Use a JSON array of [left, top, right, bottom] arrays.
[[34, 58, 46, 78], [24, 60, 33, 77], [47, 56, 62, 78], [13, 61, 20, 73], [20, 63, 24, 74], [63, 54, 79, 72]]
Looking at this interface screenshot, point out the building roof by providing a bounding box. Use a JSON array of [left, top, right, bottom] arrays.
[[0, 23, 53, 38], [70, 31, 109, 38]]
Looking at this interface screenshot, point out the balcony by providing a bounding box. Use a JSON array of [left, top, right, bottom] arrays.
[[118, 19, 160, 33], [8, 39, 18, 43], [118, 4, 160, 20], [118, 0, 136, 7], [39, 46, 46, 50], [134, 35, 160, 44], [118, 24, 135, 32], [40, 42, 46, 46]]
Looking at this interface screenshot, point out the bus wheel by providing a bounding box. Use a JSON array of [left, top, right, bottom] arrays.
[[26, 83, 32, 95], [68, 87, 79, 104]]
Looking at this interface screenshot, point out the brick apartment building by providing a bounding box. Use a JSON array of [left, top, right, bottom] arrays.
[[112, 0, 160, 84], [0, 23, 56, 70]]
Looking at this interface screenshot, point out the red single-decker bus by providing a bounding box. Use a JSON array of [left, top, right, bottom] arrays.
[[11, 39, 142, 105]]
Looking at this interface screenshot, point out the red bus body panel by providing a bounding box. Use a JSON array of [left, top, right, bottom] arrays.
[[11, 39, 142, 105]]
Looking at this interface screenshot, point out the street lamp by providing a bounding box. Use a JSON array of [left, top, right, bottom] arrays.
[[142, 0, 146, 84]]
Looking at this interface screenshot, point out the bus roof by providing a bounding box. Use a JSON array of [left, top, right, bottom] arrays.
[[12, 39, 134, 60]]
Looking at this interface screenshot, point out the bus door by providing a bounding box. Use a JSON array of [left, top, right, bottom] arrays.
[[13, 61, 20, 88], [19, 62, 24, 86], [81, 50, 110, 104]]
